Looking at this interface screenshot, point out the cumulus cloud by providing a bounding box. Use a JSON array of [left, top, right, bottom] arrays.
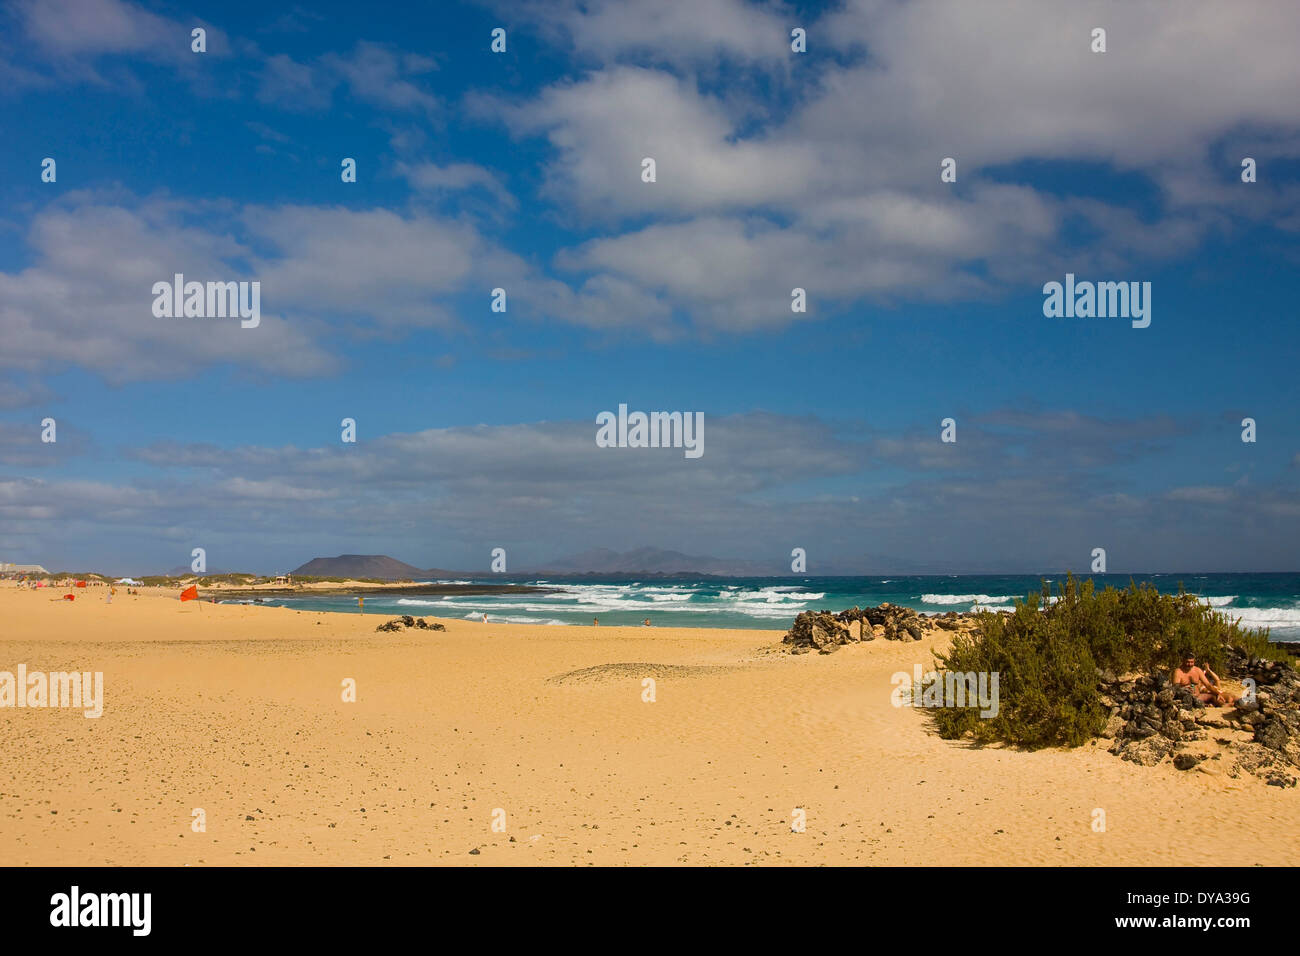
[[0, 421, 90, 467], [241, 205, 479, 330], [0, 194, 567, 380], [12, 0, 1300, 356], [320, 41, 439, 113], [256, 52, 334, 109], [478, 0, 1300, 332], [396, 162, 518, 210], [0, 196, 335, 382], [0, 377, 56, 410], [10, 0, 229, 88], [17, 0, 191, 57], [500, 0, 794, 68], [490, 67, 816, 221], [257, 41, 439, 113]]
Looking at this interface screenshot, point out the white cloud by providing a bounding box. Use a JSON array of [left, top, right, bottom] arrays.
[[256, 41, 438, 113], [492, 67, 816, 220], [396, 162, 518, 210], [480, 0, 1300, 332], [0, 197, 334, 382], [320, 41, 438, 113], [0, 189, 589, 381], [502, 0, 794, 67], [257, 53, 334, 109], [17, 0, 181, 57], [13, 0, 229, 84], [241, 205, 480, 329]]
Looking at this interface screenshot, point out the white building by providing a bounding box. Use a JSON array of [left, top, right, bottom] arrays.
[[1, 562, 49, 574]]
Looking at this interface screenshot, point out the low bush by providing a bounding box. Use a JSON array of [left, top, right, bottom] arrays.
[[931, 575, 1283, 747]]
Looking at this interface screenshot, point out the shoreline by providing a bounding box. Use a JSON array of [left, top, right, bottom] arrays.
[[11, 576, 1300, 649], [203, 582, 558, 598], [228, 592, 1300, 653]]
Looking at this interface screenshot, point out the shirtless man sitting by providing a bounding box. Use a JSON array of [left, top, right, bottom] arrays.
[[1171, 651, 1236, 706]]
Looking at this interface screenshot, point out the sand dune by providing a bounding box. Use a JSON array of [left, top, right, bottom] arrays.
[[1, 585, 1295, 865]]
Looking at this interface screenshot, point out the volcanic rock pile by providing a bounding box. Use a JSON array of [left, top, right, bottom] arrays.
[[1226, 649, 1300, 769], [375, 615, 446, 633], [783, 604, 981, 654], [1100, 651, 1300, 786]]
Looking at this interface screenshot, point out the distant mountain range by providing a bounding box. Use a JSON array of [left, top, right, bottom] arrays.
[[289, 548, 784, 580]]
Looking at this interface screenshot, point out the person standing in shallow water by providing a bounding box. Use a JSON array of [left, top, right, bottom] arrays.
[[593, 617, 599, 626]]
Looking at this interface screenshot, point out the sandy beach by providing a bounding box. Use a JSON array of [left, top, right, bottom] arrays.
[[2, 584, 1296, 866]]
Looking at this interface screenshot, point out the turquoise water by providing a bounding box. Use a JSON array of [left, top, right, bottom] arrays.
[[237, 573, 1300, 640]]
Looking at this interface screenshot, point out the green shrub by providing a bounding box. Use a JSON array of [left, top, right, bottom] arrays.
[[930, 574, 1283, 748]]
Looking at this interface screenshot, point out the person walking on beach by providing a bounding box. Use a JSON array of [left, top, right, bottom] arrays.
[[481, 613, 488, 623], [1172, 651, 1236, 706]]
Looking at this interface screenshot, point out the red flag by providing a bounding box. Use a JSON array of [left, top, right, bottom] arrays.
[[180, 585, 199, 602]]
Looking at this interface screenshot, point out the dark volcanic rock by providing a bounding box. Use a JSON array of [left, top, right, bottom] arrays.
[[784, 610, 846, 650], [375, 616, 446, 633], [1120, 736, 1174, 766], [783, 603, 971, 651]]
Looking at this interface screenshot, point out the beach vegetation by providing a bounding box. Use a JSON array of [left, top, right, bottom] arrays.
[[931, 574, 1285, 748]]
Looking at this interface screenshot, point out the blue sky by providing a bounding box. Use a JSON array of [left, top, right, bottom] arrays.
[[2, 0, 1299, 575]]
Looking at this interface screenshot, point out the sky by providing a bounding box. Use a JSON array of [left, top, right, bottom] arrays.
[[1, 0, 1299, 576]]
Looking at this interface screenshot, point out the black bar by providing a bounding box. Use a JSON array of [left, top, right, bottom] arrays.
[[0, 866, 1287, 942]]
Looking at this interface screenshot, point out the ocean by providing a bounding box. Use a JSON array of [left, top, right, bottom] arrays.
[[242, 572, 1300, 641]]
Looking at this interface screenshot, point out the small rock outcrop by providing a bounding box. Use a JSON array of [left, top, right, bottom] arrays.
[[375, 615, 446, 633], [783, 604, 981, 654], [1226, 649, 1300, 767]]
